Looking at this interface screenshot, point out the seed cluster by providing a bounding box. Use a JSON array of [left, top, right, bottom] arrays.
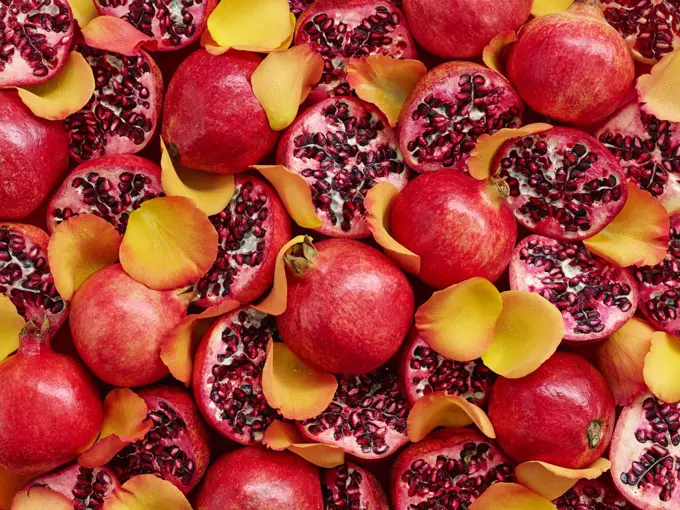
[[323, 464, 367, 510], [553, 482, 628, 510]]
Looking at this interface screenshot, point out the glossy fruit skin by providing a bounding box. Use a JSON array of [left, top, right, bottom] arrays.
[[162, 50, 278, 174], [390, 170, 517, 289], [195, 447, 324, 510], [0, 91, 69, 219], [489, 352, 616, 469]]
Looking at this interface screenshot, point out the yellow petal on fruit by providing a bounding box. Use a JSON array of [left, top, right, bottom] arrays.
[[82, 15, 155, 55], [104, 475, 192, 510], [531, 0, 574, 16], [482, 31, 517, 75], [262, 340, 337, 420], [0, 296, 25, 362], [638, 50, 680, 122], [0, 468, 31, 510], [119, 196, 218, 290], [160, 138, 234, 216], [346, 55, 427, 127], [595, 317, 655, 406], [263, 419, 302, 449], [262, 421, 345, 468], [482, 291, 564, 378], [252, 45, 324, 131], [161, 300, 240, 385], [365, 183, 421, 275], [415, 278, 502, 362], [200, 30, 228, 56], [14, 52, 95, 120], [644, 332, 680, 403], [253, 165, 323, 228], [469, 483, 557, 510], [68, 0, 98, 28], [584, 184, 670, 267], [468, 124, 553, 180], [515, 458, 612, 501], [11, 486, 72, 510], [47, 214, 121, 301], [406, 393, 495, 442]]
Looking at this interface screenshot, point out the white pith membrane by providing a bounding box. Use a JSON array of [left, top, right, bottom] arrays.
[[323, 463, 376, 509], [552, 479, 632, 509], [29, 464, 120, 510]]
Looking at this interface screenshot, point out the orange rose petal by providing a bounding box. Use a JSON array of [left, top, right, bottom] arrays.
[[119, 196, 218, 290], [0, 468, 31, 510], [252, 45, 324, 131], [69, 0, 99, 28], [262, 421, 344, 468], [261, 340, 337, 420], [262, 419, 301, 449], [406, 393, 495, 443], [47, 214, 121, 301], [81, 16, 155, 55], [365, 183, 421, 274], [482, 291, 564, 378], [584, 184, 669, 267], [638, 50, 680, 122], [346, 55, 427, 127], [160, 300, 240, 385], [11, 486, 72, 510], [160, 138, 235, 216], [644, 331, 680, 403], [415, 278, 502, 362], [231, 13, 296, 53], [0, 296, 25, 362], [515, 458, 612, 501], [200, 30, 228, 56], [253, 165, 323, 229], [15, 52, 95, 120], [104, 475, 192, 510], [595, 317, 655, 406], [482, 31, 517, 75], [469, 483, 557, 510], [468, 124, 553, 180], [531, 0, 574, 16]]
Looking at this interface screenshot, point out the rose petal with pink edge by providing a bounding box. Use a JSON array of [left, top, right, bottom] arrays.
[[346, 56, 427, 127], [263, 421, 345, 468], [252, 45, 324, 131], [119, 196, 218, 290], [81, 16, 156, 55], [515, 458, 611, 501], [0, 468, 30, 509], [644, 332, 680, 403], [11, 486, 73, 510], [469, 482, 557, 510], [482, 291, 564, 378], [365, 183, 421, 275], [69, 0, 98, 28], [584, 184, 670, 267], [406, 393, 495, 442], [104, 475, 192, 510], [47, 214, 121, 301], [0, 296, 25, 362], [638, 51, 680, 122], [531, 0, 574, 16], [482, 31, 517, 75], [262, 340, 337, 420], [415, 278, 502, 362]]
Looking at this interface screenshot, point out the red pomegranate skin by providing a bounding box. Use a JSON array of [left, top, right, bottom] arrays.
[[506, 0, 635, 127], [162, 50, 278, 174], [403, 0, 532, 58], [276, 238, 414, 374], [0, 91, 69, 219], [195, 447, 323, 510], [390, 170, 517, 289], [488, 352, 616, 469]]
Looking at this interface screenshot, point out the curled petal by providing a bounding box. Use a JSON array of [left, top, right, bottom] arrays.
[[263, 420, 344, 468], [531, 0, 574, 16], [0, 468, 31, 509], [0, 296, 25, 362], [644, 332, 680, 403], [482, 31, 517, 75], [104, 475, 192, 510], [638, 50, 680, 122], [469, 483, 557, 510], [68, 0, 99, 27], [11, 486, 72, 510], [515, 458, 611, 500], [82, 16, 155, 55]]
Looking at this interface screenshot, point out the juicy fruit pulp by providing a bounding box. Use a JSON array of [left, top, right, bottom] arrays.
[[552, 479, 634, 510], [322, 463, 389, 510]]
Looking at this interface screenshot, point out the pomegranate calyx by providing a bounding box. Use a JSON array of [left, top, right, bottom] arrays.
[[283, 237, 318, 276], [488, 177, 511, 200], [586, 420, 604, 449], [18, 319, 50, 357]]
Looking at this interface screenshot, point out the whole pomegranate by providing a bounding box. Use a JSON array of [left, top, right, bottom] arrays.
[[0, 91, 69, 220], [276, 238, 414, 374], [391, 428, 515, 509], [402, 0, 532, 59], [276, 97, 408, 238], [322, 463, 389, 509], [553, 479, 634, 509], [507, 0, 635, 127], [488, 352, 616, 469], [398, 61, 524, 173], [0, 322, 103, 476], [195, 447, 324, 510], [70, 264, 190, 387], [389, 170, 517, 289]]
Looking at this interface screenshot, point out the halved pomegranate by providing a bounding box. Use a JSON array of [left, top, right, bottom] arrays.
[[26, 464, 120, 509], [553, 478, 634, 509], [322, 462, 389, 509], [290, 0, 314, 16]]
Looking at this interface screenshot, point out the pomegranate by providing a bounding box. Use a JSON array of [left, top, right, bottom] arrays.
[[488, 352, 616, 469], [397, 61, 524, 173], [0, 0, 75, 87], [297, 366, 409, 460], [64, 43, 163, 163], [553, 479, 634, 509], [0, 91, 69, 220], [276, 238, 414, 374], [322, 462, 389, 509], [391, 428, 515, 509], [491, 126, 628, 241], [399, 330, 496, 408], [195, 447, 324, 510], [294, 0, 417, 102], [610, 392, 680, 509], [70, 264, 190, 387], [0, 322, 103, 476], [389, 170, 517, 289], [506, 0, 635, 126], [509, 234, 637, 343], [196, 174, 291, 307], [276, 97, 408, 238], [47, 155, 164, 235], [192, 307, 279, 445], [108, 384, 210, 494], [290, 0, 314, 16], [162, 50, 278, 175], [25, 464, 120, 509]]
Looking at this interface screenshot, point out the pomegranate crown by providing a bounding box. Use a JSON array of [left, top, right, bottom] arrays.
[[284, 236, 318, 276], [18, 317, 51, 355]]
